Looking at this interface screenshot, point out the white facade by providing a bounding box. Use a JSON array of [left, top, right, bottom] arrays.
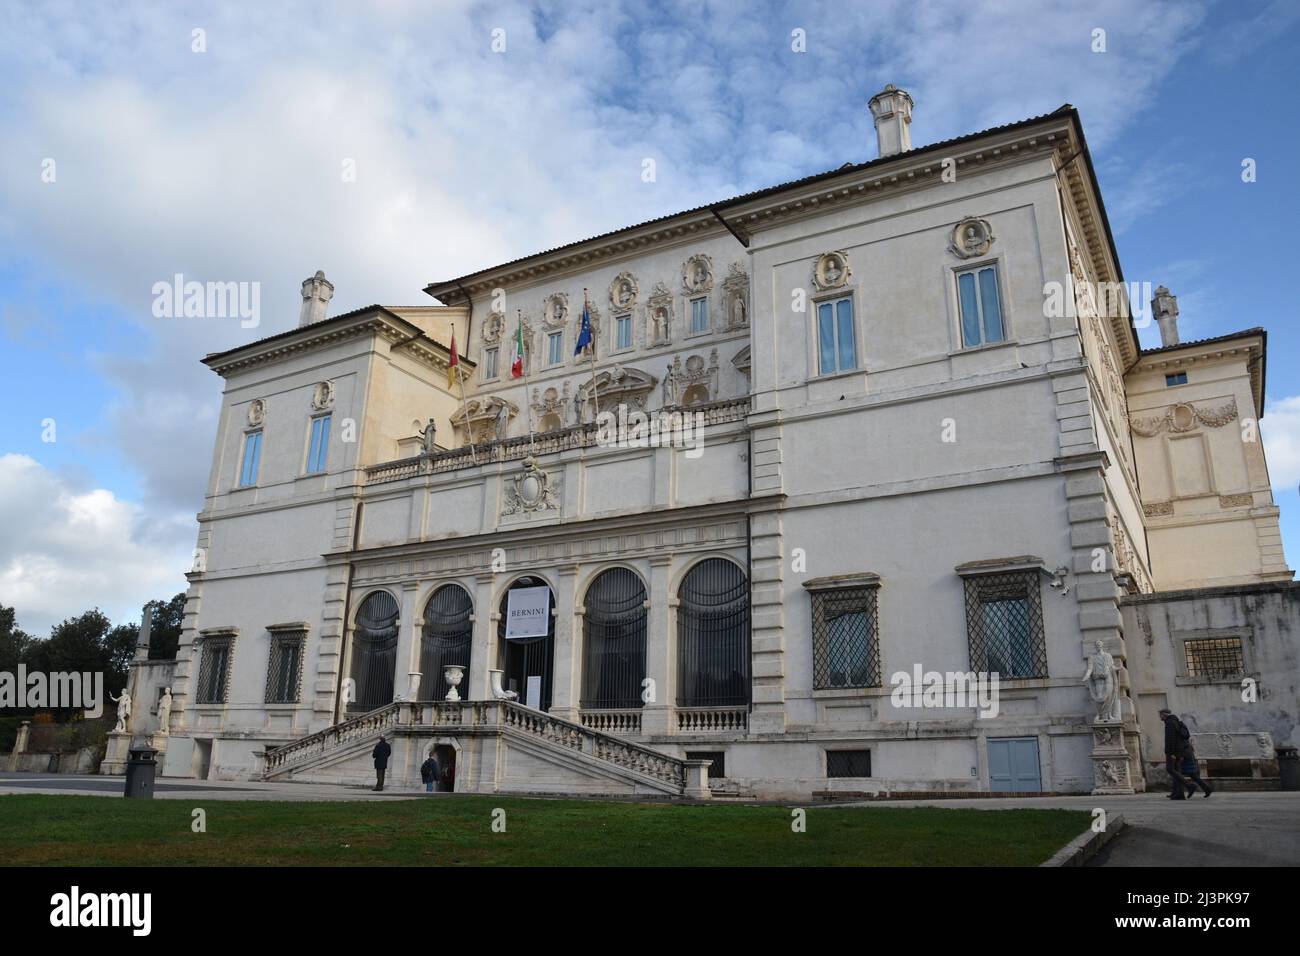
[[155, 92, 1293, 797]]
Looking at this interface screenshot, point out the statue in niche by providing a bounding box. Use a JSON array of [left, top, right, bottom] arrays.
[[494, 402, 511, 441], [1081, 640, 1121, 723], [732, 295, 746, 328], [662, 363, 678, 406], [653, 306, 669, 342], [156, 688, 173, 735]]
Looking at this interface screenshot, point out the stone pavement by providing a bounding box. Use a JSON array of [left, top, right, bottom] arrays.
[[0, 771, 428, 802]]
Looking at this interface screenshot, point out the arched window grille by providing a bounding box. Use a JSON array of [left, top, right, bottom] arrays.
[[420, 585, 473, 701], [350, 590, 399, 711], [677, 558, 750, 707], [581, 567, 648, 710], [497, 576, 555, 710]]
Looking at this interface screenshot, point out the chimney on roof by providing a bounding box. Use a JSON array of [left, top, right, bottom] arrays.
[[1152, 285, 1179, 347], [298, 270, 335, 328], [868, 84, 914, 158]]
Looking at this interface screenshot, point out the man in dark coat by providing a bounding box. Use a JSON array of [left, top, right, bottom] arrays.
[[420, 750, 440, 793], [1159, 709, 1192, 799], [372, 734, 392, 792], [1180, 739, 1213, 798]]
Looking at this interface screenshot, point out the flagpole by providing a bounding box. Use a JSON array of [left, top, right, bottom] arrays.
[[518, 309, 535, 455], [583, 289, 600, 428]]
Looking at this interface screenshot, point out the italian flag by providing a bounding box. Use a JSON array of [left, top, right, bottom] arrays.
[[510, 317, 524, 378]]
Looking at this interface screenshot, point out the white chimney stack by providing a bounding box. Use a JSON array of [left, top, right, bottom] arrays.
[[1152, 285, 1179, 347], [298, 270, 335, 328], [868, 84, 914, 158]]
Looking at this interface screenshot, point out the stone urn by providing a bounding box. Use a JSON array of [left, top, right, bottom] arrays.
[[443, 664, 465, 702]]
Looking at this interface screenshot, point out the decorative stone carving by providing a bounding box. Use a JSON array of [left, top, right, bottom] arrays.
[[1082, 640, 1121, 723], [454, 396, 516, 445], [443, 664, 465, 702], [543, 293, 569, 330], [1090, 720, 1138, 795], [482, 310, 505, 345], [682, 254, 714, 294], [731, 345, 751, 381], [247, 399, 266, 427], [1131, 399, 1238, 437], [949, 216, 995, 258], [646, 281, 674, 346], [722, 261, 749, 330], [578, 365, 657, 420], [531, 383, 571, 432], [812, 251, 850, 291], [664, 350, 719, 406], [609, 272, 639, 312], [503, 455, 559, 515], [1143, 501, 1173, 517], [311, 381, 335, 411], [1219, 493, 1254, 508]]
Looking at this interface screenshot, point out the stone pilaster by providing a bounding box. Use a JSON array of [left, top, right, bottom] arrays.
[[749, 508, 787, 734], [468, 573, 496, 700], [393, 581, 422, 700], [642, 555, 675, 735], [312, 559, 351, 728], [550, 564, 580, 722]]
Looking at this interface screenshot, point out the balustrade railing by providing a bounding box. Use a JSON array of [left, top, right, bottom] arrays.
[[365, 397, 752, 485], [262, 702, 399, 776], [676, 706, 748, 733], [579, 709, 643, 735]]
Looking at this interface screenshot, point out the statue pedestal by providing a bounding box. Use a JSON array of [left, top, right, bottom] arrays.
[[1090, 719, 1138, 795], [100, 731, 132, 776], [148, 732, 169, 753]]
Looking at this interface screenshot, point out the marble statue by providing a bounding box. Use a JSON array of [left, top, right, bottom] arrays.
[[108, 690, 132, 734], [156, 688, 172, 735], [1081, 640, 1121, 723], [421, 417, 437, 454], [494, 402, 510, 440], [663, 363, 677, 405]]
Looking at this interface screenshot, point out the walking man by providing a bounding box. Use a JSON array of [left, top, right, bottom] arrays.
[[372, 734, 392, 792], [1159, 709, 1192, 800], [420, 749, 441, 793], [1180, 739, 1213, 798]]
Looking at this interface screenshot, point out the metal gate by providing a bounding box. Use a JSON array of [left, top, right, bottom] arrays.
[[350, 590, 399, 711], [677, 558, 750, 707], [498, 576, 554, 710], [581, 567, 648, 709], [419, 584, 473, 701]]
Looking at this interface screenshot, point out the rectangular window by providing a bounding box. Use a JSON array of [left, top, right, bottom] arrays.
[[816, 295, 857, 374], [265, 632, 305, 703], [196, 637, 233, 704], [684, 751, 726, 780], [962, 570, 1048, 679], [615, 314, 632, 350], [239, 431, 262, 487], [547, 331, 563, 365], [1184, 637, 1244, 680], [810, 583, 881, 689], [481, 347, 499, 380], [827, 750, 872, 778], [1165, 372, 1188, 386], [306, 415, 330, 474], [957, 265, 1005, 347], [690, 297, 709, 334]]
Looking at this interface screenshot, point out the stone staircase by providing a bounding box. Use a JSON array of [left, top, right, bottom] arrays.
[[260, 699, 711, 798]]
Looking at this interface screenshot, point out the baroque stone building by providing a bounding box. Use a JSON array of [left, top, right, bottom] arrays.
[[151, 87, 1294, 798]]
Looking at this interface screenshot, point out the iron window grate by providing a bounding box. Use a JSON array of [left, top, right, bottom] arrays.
[[963, 570, 1048, 680], [811, 585, 881, 689], [196, 637, 233, 704], [827, 749, 871, 778], [1184, 637, 1244, 680], [265, 633, 304, 704]]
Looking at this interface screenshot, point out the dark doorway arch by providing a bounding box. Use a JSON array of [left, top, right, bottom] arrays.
[[497, 576, 555, 710], [420, 584, 473, 701], [677, 558, 750, 707], [350, 590, 399, 711], [581, 567, 648, 709]]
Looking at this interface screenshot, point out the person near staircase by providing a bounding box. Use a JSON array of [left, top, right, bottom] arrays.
[[372, 735, 392, 792]]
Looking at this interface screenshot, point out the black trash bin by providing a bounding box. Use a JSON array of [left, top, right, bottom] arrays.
[[1278, 746, 1299, 791], [124, 748, 159, 799]]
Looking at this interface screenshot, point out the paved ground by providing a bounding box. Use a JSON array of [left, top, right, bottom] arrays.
[[2, 773, 1296, 864]]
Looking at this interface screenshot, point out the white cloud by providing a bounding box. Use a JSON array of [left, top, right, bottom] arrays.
[[1262, 396, 1300, 490], [0, 454, 191, 635]]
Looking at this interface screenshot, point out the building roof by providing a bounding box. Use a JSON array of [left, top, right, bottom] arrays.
[[424, 105, 1084, 296], [1138, 327, 1266, 357], [1134, 327, 1268, 417]]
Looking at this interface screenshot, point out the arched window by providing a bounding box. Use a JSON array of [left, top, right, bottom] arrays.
[[350, 590, 399, 711], [420, 584, 473, 701], [497, 576, 555, 710], [677, 558, 749, 707], [581, 567, 648, 710]]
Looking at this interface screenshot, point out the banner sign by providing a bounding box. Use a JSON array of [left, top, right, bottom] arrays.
[[504, 586, 551, 640]]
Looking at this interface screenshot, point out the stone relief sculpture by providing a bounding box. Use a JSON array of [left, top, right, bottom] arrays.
[[1081, 640, 1121, 723], [544, 293, 569, 330], [1130, 400, 1238, 437], [156, 688, 173, 735], [948, 216, 995, 258], [577, 365, 657, 420], [311, 380, 335, 410], [455, 397, 516, 445], [531, 383, 571, 431], [812, 251, 850, 291], [108, 690, 132, 734], [503, 455, 560, 515], [610, 271, 639, 312], [646, 281, 674, 346], [682, 253, 714, 294], [482, 310, 505, 345], [665, 350, 719, 406], [247, 399, 266, 427]]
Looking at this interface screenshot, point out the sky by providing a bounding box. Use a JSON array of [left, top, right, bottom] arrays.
[[0, 0, 1297, 635]]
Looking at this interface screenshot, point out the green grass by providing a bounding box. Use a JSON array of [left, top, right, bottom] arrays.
[[0, 794, 1087, 866]]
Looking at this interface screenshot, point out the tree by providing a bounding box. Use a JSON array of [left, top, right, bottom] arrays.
[[148, 592, 185, 660], [0, 604, 36, 674], [21, 608, 128, 711]]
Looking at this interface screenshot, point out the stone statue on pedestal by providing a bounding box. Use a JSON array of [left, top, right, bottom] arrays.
[[108, 690, 132, 734], [156, 688, 173, 735], [421, 418, 437, 454], [1081, 640, 1121, 723]]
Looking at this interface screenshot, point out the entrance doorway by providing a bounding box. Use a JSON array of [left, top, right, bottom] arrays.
[[987, 737, 1041, 792], [433, 744, 457, 792], [498, 576, 555, 710], [192, 739, 212, 780]]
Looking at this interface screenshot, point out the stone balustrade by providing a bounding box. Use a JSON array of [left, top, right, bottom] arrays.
[[578, 709, 643, 735], [676, 706, 749, 734]]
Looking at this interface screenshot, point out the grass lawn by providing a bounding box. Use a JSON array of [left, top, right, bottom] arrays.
[[0, 794, 1087, 866]]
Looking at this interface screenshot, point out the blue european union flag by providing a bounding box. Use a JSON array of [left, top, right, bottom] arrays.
[[574, 302, 593, 355]]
